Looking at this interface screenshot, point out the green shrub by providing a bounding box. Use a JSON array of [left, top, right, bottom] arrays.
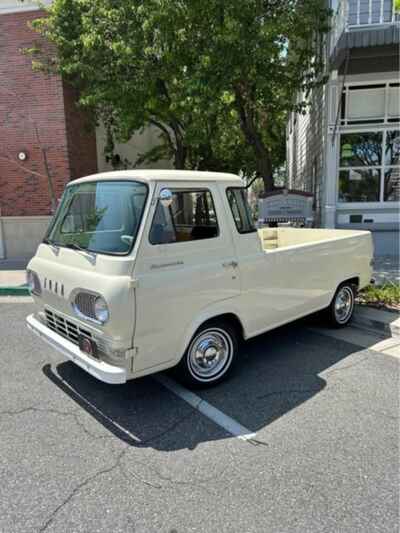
[[358, 282, 400, 308]]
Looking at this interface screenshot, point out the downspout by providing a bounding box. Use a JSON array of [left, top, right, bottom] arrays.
[[0, 207, 5, 259]]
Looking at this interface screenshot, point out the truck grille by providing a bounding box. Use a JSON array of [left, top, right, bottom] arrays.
[[45, 309, 92, 345]]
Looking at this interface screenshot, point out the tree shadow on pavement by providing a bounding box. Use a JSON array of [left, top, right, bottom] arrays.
[[42, 318, 363, 451]]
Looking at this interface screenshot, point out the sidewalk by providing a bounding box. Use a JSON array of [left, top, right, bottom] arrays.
[[353, 304, 400, 338], [0, 259, 29, 295], [373, 255, 400, 285]]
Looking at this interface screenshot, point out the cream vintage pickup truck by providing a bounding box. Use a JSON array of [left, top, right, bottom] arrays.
[[26, 170, 373, 387]]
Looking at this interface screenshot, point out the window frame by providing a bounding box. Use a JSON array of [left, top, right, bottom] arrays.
[[44, 179, 149, 257], [148, 187, 220, 246], [340, 81, 400, 126], [337, 127, 400, 205], [226, 187, 257, 235]]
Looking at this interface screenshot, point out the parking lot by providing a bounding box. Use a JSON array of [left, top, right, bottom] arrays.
[[0, 299, 398, 533]]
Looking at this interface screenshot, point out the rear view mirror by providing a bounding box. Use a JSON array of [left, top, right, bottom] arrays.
[[159, 188, 173, 208]]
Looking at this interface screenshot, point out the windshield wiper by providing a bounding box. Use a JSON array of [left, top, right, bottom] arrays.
[[43, 238, 60, 251], [64, 241, 97, 258], [64, 242, 86, 251]]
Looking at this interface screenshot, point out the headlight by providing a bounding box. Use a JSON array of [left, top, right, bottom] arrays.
[[26, 270, 41, 295], [94, 296, 110, 323]]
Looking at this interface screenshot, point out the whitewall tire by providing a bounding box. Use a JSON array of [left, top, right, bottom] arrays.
[[176, 320, 238, 388], [328, 283, 356, 328]]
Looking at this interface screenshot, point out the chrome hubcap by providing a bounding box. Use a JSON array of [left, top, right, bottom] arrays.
[[334, 286, 354, 323], [188, 329, 232, 379]]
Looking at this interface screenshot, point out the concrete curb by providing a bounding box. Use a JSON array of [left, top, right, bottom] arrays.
[[352, 305, 400, 338], [0, 286, 30, 296]]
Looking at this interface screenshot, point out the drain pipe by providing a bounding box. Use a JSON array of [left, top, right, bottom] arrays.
[[0, 207, 5, 259]]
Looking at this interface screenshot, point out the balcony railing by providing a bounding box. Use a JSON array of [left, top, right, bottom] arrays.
[[330, 0, 399, 53]]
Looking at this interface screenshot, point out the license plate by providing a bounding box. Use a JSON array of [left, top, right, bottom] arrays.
[[78, 336, 99, 359]]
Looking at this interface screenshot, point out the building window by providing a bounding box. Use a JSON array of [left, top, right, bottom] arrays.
[[338, 129, 400, 203], [340, 83, 400, 126], [348, 0, 393, 26]]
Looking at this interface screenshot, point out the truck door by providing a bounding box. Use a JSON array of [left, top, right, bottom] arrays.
[[132, 182, 241, 373], [224, 187, 317, 337]]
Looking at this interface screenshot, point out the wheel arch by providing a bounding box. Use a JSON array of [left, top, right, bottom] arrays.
[[197, 313, 245, 340], [329, 276, 359, 306], [177, 309, 246, 365], [342, 276, 360, 289]]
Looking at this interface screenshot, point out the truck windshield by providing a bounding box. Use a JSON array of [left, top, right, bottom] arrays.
[[45, 181, 148, 255]]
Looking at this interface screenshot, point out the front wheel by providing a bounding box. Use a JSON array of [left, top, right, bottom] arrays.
[[175, 320, 238, 388], [327, 283, 356, 328]]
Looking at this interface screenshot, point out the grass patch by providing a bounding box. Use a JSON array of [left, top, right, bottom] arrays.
[[357, 282, 400, 310]]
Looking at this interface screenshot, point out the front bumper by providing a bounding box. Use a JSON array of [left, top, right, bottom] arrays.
[[26, 314, 127, 384]]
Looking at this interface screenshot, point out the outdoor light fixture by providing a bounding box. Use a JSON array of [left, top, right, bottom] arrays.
[[18, 151, 28, 161]]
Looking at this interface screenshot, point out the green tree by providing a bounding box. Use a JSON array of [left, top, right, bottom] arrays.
[[30, 0, 329, 192]]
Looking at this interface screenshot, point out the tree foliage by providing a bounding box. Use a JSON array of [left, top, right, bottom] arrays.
[[31, 0, 330, 191]]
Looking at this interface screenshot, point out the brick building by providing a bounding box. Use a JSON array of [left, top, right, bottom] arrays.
[[0, 1, 98, 259], [0, 0, 173, 260]]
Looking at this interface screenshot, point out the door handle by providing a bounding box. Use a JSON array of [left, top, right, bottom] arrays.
[[222, 261, 238, 269]]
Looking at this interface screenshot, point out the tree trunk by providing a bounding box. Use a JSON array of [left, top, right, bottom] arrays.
[[258, 155, 274, 193], [173, 142, 187, 169], [41, 148, 57, 213], [234, 85, 274, 193], [169, 120, 187, 169]]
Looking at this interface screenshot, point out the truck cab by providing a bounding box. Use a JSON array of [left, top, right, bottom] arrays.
[[26, 170, 373, 387]]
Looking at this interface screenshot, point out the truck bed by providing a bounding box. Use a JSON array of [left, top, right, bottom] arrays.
[[258, 227, 370, 251]]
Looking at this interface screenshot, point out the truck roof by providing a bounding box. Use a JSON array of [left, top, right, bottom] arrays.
[[70, 170, 243, 186]]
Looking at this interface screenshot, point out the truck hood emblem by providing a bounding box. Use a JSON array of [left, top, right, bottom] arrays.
[[44, 278, 65, 297]]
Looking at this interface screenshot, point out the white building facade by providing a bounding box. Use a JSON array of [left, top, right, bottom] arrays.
[[287, 0, 399, 256]]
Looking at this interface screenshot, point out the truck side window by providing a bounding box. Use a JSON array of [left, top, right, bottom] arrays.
[[149, 189, 219, 244], [226, 188, 256, 234]]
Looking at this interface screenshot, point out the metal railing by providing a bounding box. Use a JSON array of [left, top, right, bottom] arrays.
[[330, 0, 398, 52]]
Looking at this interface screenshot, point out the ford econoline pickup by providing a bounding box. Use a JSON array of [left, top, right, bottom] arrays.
[[26, 170, 373, 387]]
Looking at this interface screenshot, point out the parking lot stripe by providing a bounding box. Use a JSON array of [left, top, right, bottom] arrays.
[[155, 375, 257, 441]]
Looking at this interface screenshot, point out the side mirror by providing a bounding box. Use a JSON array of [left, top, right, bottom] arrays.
[[159, 188, 173, 208]]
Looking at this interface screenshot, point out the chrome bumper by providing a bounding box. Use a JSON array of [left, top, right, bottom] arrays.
[[26, 314, 127, 384]]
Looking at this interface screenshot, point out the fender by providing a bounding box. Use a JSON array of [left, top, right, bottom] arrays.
[[175, 298, 248, 366]]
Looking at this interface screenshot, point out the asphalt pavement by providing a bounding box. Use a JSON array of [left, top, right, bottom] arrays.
[[0, 299, 398, 533]]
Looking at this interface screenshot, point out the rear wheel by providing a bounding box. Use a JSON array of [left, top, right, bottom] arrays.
[[327, 282, 356, 327], [176, 320, 239, 388]]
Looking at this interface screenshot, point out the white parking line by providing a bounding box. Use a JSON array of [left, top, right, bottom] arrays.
[[155, 374, 256, 441]]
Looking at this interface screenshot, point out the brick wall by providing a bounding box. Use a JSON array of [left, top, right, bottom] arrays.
[[0, 10, 97, 217], [63, 83, 97, 182]]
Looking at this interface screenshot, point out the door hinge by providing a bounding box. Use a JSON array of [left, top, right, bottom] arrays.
[[126, 346, 139, 359], [126, 347, 138, 373]]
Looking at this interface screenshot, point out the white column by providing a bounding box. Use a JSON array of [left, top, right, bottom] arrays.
[[324, 128, 339, 228], [323, 75, 340, 229]]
